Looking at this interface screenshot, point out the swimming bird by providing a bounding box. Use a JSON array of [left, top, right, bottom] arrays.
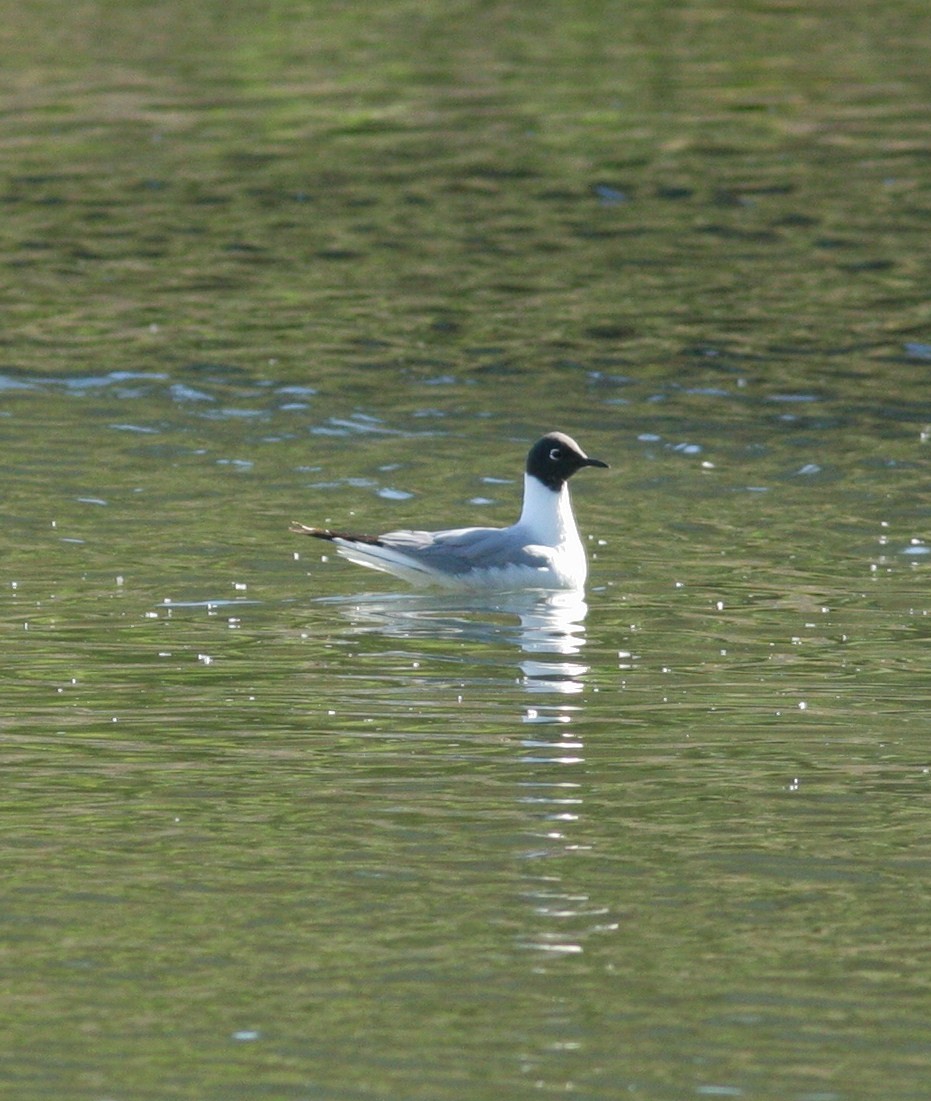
[[290, 431, 607, 590]]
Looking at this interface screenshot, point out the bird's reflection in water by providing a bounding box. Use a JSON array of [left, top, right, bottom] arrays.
[[502, 592, 608, 969], [317, 587, 590, 721], [515, 589, 589, 716], [316, 587, 607, 965], [317, 587, 587, 659]]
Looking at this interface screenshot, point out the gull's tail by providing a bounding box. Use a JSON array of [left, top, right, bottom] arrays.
[[289, 523, 382, 546], [290, 523, 437, 584]]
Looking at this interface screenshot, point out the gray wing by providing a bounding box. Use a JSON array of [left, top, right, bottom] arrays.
[[378, 525, 550, 576]]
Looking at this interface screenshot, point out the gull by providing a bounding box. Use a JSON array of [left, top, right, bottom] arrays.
[[290, 431, 607, 590]]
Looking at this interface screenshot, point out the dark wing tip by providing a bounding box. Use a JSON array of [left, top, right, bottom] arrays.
[[290, 522, 331, 538], [289, 524, 383, 545]]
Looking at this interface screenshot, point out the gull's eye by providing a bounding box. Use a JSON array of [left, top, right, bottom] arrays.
[[549, 447, 563, 461]]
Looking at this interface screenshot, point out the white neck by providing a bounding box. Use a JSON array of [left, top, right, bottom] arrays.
[[518, 473, 580, 545]]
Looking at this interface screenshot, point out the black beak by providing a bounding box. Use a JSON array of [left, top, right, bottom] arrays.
[[582, 456, 609, 469]]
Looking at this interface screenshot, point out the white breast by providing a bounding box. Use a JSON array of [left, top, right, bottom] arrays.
[[512, 474, 588, 589]]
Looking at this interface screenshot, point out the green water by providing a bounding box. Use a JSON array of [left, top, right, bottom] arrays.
[[2, 2, 930, 1099]]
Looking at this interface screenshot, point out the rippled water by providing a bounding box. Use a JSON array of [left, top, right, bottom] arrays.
[[4, 359, 929, 1100], [3, 2, 931, 1099]]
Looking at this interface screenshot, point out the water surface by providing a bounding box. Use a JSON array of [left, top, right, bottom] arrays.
[[2, 3, 930, 1099]]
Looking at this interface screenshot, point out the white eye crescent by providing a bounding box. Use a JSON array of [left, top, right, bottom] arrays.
[[549, 447, 562, 461]]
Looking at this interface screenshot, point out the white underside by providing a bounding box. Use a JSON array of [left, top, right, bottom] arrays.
[[334, 541, 583, 591]]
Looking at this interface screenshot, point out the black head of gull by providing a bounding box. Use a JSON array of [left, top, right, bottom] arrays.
[[526, 431, 609, 491]]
